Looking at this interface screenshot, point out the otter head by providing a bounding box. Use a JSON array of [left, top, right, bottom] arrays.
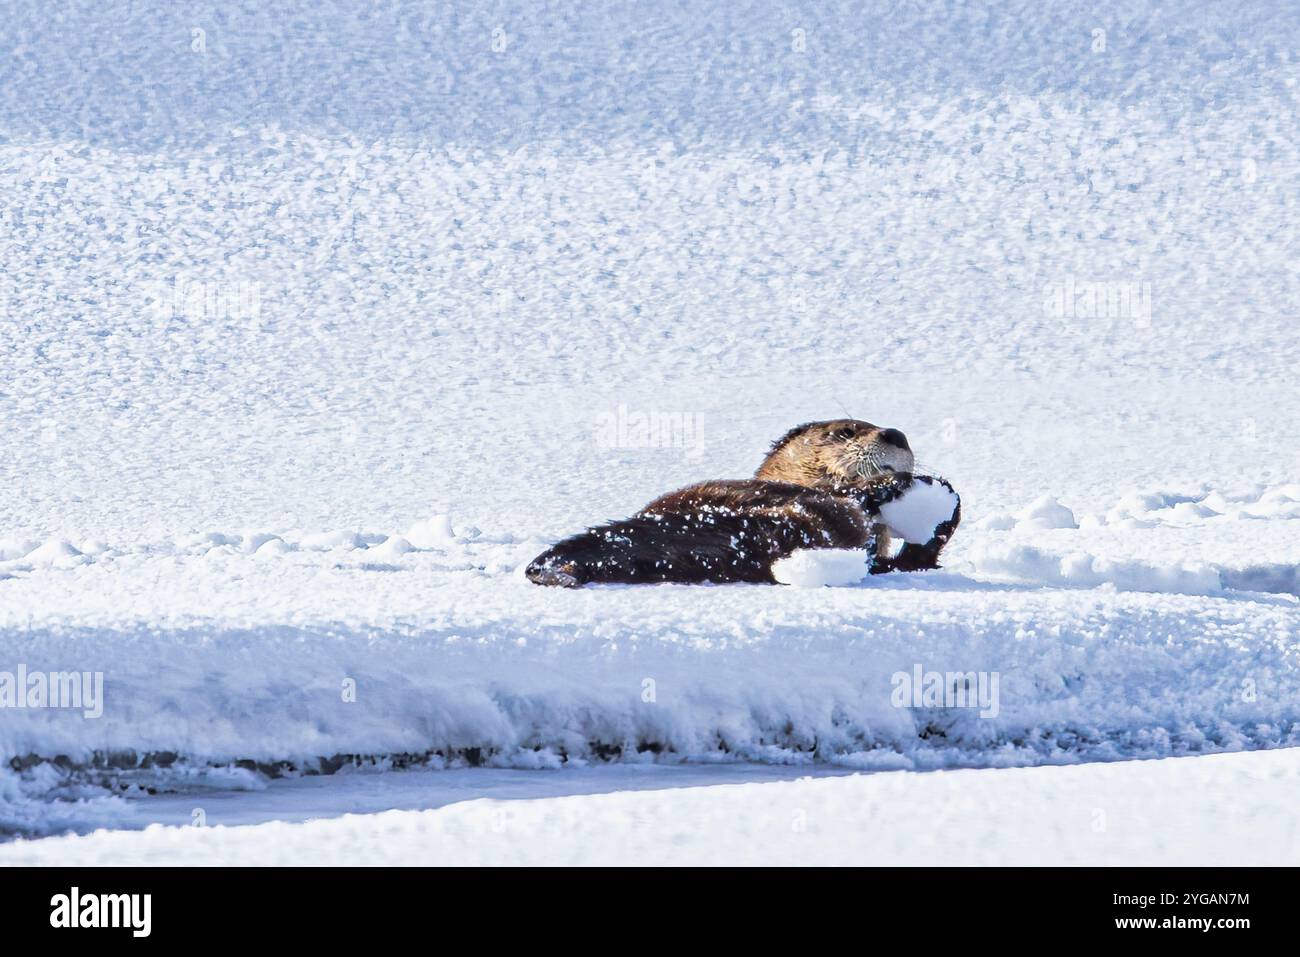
[[754, 419, 914, 488]]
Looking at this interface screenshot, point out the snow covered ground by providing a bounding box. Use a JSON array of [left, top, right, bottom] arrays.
[[4, 751, 1297, 866], [1, 0, 1298, 862]]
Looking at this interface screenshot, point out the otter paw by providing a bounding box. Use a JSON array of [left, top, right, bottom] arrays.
[[858, 472, 915, 511], [878, 475, 960, 545]]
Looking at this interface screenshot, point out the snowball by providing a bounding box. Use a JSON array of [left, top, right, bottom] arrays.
[[772, 549, 871, 587], [879, 478, 961, 544]]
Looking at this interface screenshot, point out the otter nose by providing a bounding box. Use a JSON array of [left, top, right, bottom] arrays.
[[879, 428, 910, 451]]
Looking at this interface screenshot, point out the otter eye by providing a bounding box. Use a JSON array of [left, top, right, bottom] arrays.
[[833, 427, 856, 440]]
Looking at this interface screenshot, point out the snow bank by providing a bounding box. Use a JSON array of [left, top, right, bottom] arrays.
[[5, 750, 1298, 866], [1, 477, 1296, 836], [3, 520, 1298, 835]]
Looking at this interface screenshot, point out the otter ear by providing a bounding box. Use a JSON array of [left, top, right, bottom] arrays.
[[768, 422, 818, 455]]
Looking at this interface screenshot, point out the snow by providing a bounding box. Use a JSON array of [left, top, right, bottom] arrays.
[[0, 0, 1297, 861], [772, 475, 960, 583], [878, 476, 960, 544], [771, 548, 870, 586], [2, 527, 1297, 838], [1014, 496, 1079, 531], [3, 750, 1297, 866]]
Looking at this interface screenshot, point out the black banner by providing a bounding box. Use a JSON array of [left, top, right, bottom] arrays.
[[0, 867, 1280, 941]]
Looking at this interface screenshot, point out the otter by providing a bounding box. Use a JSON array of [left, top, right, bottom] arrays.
[[525, 419, 960, 587]]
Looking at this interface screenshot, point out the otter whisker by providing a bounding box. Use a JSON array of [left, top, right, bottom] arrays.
[[855, 455, 883, 477]]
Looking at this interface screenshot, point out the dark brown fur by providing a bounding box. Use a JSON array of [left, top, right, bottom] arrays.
[[525, 420, 957, 587]]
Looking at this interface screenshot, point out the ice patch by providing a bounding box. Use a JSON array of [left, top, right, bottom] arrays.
[[1220, 563, 1300, 596], [0, 767, 137, 839]]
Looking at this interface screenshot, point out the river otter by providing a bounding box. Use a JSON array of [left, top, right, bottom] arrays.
[[525, 419, 960, 587]]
